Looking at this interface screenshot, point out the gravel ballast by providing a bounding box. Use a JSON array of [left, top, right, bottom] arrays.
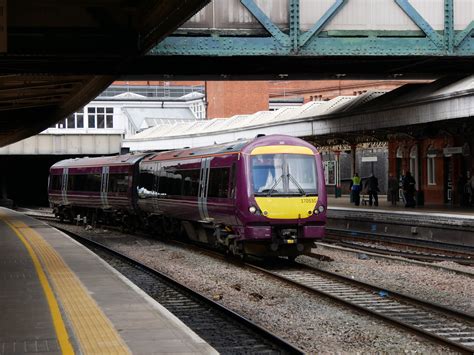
[[51, 222, 472, 354]]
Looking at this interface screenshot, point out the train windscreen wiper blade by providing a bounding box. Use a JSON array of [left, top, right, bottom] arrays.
[[266, 174, 284, 197], [287, 173, 306, 196]]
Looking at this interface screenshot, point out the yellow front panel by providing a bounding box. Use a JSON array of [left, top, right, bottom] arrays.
[[255, 196, 318, 219], [251, 145, 314, 156]]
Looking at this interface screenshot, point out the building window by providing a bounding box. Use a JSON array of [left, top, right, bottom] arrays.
[[86, 106, 114, 129], [88, 107, 96, 128], [427, 146, 436, 185], [51, 108, 85, 129]]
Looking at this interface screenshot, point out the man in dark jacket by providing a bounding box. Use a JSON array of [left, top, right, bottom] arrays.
[[388, 173, 399, 206], [402, 171, 416, 207], [365, 174, 379, 206]]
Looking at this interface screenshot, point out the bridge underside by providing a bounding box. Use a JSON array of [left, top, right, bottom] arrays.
[[0, 0, 209, 148], [127, 55, 474, 80]]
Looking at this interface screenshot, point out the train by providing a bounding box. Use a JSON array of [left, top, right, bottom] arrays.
[[49, 134, 327, 259]]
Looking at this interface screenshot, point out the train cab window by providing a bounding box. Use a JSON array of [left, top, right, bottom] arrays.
[[252, 154, 317, 196], [50, 175, 62, 190], [109, 173, 129, 193], [208, 168, 230, 198]]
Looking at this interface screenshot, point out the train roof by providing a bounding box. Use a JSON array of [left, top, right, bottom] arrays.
[[51, 153, 148, 169], [143, 139, 251, 162], [143, 135, 316, 162]]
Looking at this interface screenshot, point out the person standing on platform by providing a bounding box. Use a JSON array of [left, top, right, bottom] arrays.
[[402, 171, 416, 208], [351, 173, 362, 206], [468, 172, 474, 207], [388, 173, 399, 206], [365, 173, 379, 206], [457, 174, 468, 207]]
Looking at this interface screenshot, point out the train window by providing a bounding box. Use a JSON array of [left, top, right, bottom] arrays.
[[109, 173, 129, 193], [50, 175, 62, 190], [65, 174, 102, 192], [208, 168, 230, 198], [230, 164, 236, 198], [139, 171, 154, 191], [179, 169, 200, 196], [67, 174, 88, 191], [84, 174, 101, 192]]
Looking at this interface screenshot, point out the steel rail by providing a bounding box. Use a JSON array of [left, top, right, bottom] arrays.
[[57, 227, 304, 355], [326, 228, 474, 263], [247, 261, 474, 354]]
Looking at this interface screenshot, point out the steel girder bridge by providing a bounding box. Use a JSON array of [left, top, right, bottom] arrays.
[[137, 0, 474, 79]]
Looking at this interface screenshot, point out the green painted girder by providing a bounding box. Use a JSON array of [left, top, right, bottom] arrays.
[[149, 0, 474, 57]]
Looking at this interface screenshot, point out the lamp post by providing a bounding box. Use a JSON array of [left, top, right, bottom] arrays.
[[334, 150, 341, 198]]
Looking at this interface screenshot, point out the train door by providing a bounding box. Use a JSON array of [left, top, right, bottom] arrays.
[[61, 168, 69, 205], [198, 157, 211, 221], [153, 162, 162, 213], [101, 166, 109, 208]]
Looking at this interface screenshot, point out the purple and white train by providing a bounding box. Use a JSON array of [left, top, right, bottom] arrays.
[[49, 135, 327, 258]]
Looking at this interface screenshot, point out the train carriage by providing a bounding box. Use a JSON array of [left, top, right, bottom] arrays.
[[135, 134, 326, 258], [49, 135, 326, 258], [49, 154, 146, 225]]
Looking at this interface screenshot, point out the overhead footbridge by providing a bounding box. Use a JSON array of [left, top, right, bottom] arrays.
[[140, 0, 474, 79]]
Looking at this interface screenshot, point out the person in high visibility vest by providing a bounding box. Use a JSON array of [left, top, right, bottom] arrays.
[[351, 173, 362, 206]]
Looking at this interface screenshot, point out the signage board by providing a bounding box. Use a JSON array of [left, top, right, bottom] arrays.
[[361, 156, 377, 162], [443, 147, 463, 156]]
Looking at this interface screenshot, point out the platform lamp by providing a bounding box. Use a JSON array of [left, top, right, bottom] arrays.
[[334, 150, 342, 198]]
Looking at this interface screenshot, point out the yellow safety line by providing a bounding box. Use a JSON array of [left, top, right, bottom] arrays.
[[1, 213, 131, 355], [1, 216, 75, 355]]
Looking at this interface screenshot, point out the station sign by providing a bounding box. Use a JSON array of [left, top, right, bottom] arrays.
[[361, 156, 377, 162], [443, 147, 463, 156], [0, 0, 5, 52]]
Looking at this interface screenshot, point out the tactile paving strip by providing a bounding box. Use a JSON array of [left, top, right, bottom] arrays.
[[1, 214, 130, 355]]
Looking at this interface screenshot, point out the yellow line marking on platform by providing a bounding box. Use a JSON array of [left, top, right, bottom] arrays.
[[0, 212, 131, 355], [0, 216, 75, 355]]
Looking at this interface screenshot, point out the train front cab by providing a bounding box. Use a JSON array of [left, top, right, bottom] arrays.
[[237, 141, 327, 258]]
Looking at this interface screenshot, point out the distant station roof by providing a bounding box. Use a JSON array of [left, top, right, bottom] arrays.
[[123, 75, 474, 151]]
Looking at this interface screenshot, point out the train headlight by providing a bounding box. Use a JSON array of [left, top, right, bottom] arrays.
[[318, 205, 325, 213], [249, 206, 257, 214]]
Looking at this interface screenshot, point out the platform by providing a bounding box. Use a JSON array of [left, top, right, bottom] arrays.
[[0, 207, 216, 354], [327, 196, 474, 248]]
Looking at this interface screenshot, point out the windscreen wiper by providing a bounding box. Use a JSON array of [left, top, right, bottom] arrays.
[[266, 174, 284, 196], [287, 173, 306, 196]]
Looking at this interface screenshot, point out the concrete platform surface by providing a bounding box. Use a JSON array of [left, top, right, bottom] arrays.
[[0, 207, 217, 355]]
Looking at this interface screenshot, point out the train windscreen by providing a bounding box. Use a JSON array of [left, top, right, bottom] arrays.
[[251, 154, 318, 196]]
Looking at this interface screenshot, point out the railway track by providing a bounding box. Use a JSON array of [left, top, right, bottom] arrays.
[[60, 228, 303, 354], [30, 213, 474, 352], [248, 261, 474, 354], [325, 228, 474, 265]]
